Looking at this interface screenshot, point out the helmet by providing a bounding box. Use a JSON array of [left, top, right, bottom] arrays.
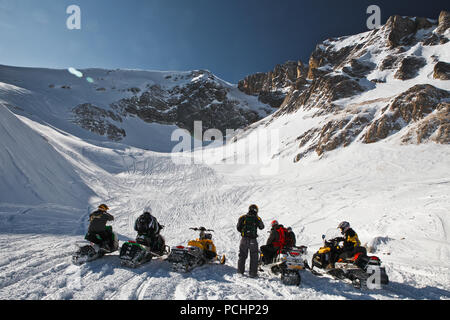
[[143, 211, 152, 217], [98, 204, 109, 211], [271, 220, 279, 227], [249, 204, 259, 215], [338, 221, 350, 234]]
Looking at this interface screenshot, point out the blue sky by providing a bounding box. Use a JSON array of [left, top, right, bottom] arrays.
[[0, 0, 448, 83]]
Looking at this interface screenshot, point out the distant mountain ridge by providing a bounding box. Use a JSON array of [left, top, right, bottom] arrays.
[[0, 11, 448, 157], [0, 66, 273, 151]]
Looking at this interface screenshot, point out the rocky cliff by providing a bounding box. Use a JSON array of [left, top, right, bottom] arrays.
[[238, 11, 449, 163], [237, 61, 308, 108], [69, 70, 274, 141]]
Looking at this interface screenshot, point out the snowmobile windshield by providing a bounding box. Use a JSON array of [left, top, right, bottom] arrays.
[[324, 228, 342, 241]]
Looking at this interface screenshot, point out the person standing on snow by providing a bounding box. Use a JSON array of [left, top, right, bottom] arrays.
[[236, 204, 265, 278]]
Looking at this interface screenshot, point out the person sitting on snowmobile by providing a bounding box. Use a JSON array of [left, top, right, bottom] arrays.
[[237, 204, 265, 278], [134, 210, 164, 252], [85, 204, 115, 251], [260, 220, 289, 265], [286, 227, 296, 248], [330, 221, 367, 267]]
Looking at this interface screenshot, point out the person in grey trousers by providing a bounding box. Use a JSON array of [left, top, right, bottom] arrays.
[[236, 205, 265, 278]]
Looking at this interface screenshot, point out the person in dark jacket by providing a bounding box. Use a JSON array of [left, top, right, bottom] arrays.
[[286, 227, 296, 248], [260, 220, 289, 264], [85, 204, 114, 250], [134, 210, 164, 252], [237, 204, 265, 278]]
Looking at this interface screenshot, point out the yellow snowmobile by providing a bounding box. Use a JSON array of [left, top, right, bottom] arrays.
[[166, 227, 226, 272]]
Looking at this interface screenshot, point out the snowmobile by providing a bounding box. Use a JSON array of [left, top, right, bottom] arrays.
[[72, 226, 119, 265], [311, 229, 389, 289], [166, 227, 226, 272], [119, 228, 170, 268], [259, 245, 309, 286]]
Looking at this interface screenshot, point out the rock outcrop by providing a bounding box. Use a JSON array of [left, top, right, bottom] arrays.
[[72, 103, 126, 142], [394, 56, 427, 80], [436, 10, 450, 34], [364, 85, 450, 144], [238, 61, 307, 108], [72, 70, 271, 141], [434, 61, 450, 80], [262, 11, 450, 162]]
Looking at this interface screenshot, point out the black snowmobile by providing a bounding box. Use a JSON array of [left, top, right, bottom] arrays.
[[72, 226, 119, 265], [259, 245, 309, 286], [119, 227, 170, 268], [311, 229, 389, 289], [166, 227, 226, 272]]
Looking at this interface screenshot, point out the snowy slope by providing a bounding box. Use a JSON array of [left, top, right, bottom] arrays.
[[0, 104, 94, 206], [0, 65, 271, 152], [0, 12, 449, 300], [0, 112, 449, 300]]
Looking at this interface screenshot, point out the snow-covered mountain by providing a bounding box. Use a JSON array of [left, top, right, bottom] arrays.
[[236, 11, 449, 163], [0, 11, 449, 300], [0, 66, 273, 152]]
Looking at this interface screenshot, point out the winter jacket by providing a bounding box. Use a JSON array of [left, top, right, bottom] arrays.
[[134, 214, 162, 237], [286, 231, 296, 248], [88, 210, 114, 233], [341, 228, 361, 251], [237, 213, 264, 239], [266, 225, 288, 249]]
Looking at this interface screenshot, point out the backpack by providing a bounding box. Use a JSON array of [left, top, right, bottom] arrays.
[[135, 215, 152, 234], [272, 226, 288, 249], [241, 215, 258, 238]]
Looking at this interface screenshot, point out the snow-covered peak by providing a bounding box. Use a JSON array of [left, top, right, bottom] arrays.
[[0, 65, 273, 152]]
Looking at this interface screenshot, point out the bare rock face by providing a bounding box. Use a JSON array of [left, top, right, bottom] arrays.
[[386, 15, 417, 48], [238, 61, 307, 108], [257, 11, 450, 163], [433, 61, 450, 80], [292, 84, 449, 162], [113, 71, 263, 135], [394, 56, 427, 80], [73, 70, 268, 140], [436, 10, 450, 34], [280, 71, 364, 115], [386, 15, 434, 48], [343, 59, 377, 78], [72, 103, 126, 141], [401, 102, 449, 144], [364, 85, 450, 144], [380, 55, 401, 71]]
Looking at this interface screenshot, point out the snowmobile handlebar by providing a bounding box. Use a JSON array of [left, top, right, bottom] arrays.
[[323, 237, 345, 248]]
